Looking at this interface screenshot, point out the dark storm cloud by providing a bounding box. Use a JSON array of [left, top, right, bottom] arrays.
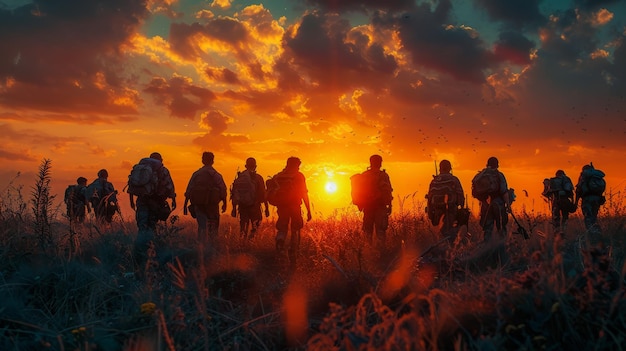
[[0, 0, 150, 113], [144, 76, 216, 119], [386, 2, 496, 83], [169, 17, 250, 60], [280, 11, 398, 92], [304, 0, 414, 13], [494, 31, 535, 65], [575, 0, 621, 10], [611, 32, 626, 90], [473, 0, 545, 29], [504, 5, 626, 148]]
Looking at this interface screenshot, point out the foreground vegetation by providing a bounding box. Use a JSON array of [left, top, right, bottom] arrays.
[[1, 163, 625, 350]]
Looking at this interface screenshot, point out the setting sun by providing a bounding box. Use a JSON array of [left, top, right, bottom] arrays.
[[325, 181, 338, 194]]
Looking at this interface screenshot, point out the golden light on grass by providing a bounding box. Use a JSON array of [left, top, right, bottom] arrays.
[[283, 282, 308, 345], [379, 249, 417, 300]]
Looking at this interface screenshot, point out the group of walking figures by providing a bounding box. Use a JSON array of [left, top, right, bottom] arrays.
[[63, 152, 607, 267], [425, 157, 607, 242]]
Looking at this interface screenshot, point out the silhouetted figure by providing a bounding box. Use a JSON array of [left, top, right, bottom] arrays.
[[545, 170, 575, 234], [267, 157, 312, 270], [230, 157, 269, 239], [473, 157, 510, 242], [183, 152, 227, 241], [427, 160, 464, 241], [129, 152, 176, 265], [576, 163, 606, 238], [129, 152, 176, 231], [64, 176, 89, 223], [86, 169, 118, 223], [359, 155, 393, 244]]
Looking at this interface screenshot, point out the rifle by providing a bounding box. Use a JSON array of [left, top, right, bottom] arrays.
[[509, 209, 530, 240]]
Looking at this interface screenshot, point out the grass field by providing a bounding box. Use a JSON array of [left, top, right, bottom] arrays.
[[1, 167, 625, 350]]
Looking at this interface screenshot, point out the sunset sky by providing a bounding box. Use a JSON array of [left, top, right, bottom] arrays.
[[1, 0, 625, 219]]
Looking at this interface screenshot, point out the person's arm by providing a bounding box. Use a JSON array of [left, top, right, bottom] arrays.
[[500, 173, 511, 209], [299, 173, 312, 221], [455, 177, 465, 207], [385, 172, 393, 214], [170, 194, 177, 210], [129, 193, 135, 211], [183, 197, 189, 215], [218, 174, 227, 213], [303, 193, 312, 221]]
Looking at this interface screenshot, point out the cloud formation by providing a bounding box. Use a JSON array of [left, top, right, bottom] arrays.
[[0, 0, 624, 208]]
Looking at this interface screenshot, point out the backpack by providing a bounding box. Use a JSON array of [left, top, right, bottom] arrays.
[[350, 173, 369, 210], [231, 171, 257, 207], [549, 177, 563, 194], [581, 166, 606, 196], [427, 175, 457, 208], [350, 170, 392, 210], [127, 158, 161, 196], [266, 172, 295, 206], [187, 167, 221, 205], [471, 168, 499, 200], [64, 185, 79, 205]]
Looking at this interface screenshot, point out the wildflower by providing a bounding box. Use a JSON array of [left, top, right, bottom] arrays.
[[71, 326, 88, 341], [551, 302, 559, 313], [71, 327, 87, 335], [141, 302, 157, 315]]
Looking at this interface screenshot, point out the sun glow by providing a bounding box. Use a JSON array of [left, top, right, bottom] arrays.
[[324, 181, 338, 194]]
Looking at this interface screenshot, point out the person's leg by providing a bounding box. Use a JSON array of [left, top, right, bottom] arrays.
[[249, 205, 263, 239], [560, 205, 569, 235], [551, 199, 561, 232], [195, 205, 208, 241], [289, 206, 304, 268], [481, 202, 494, 242], [276, 206, 289, 251], [442, 206, 460, 241], [136, 202, 151, 231], [362, 207, 375, 243], [498, 202, 508, 238], [581, 198, 595, 230], [239, 206, 251, 238], [589, 199, 601, 234], [373, 206, 388, 243], [206, 203, 220, 237]]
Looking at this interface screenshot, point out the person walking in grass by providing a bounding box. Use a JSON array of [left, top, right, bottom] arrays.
[[472, 157, 510, 243], [545, 169, 575, 235], [230, 157, 270, 239], [575, 163, 606, 239], [86, 169, 118, 223], [130, 152, 177, 232], [266, 156, 312, 270], [183, 151, 227, 241], [64, 176, 89, 223], [358, 155, 393, 245], [129, 152, 176, 265], [426, 160, 464, 241]]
